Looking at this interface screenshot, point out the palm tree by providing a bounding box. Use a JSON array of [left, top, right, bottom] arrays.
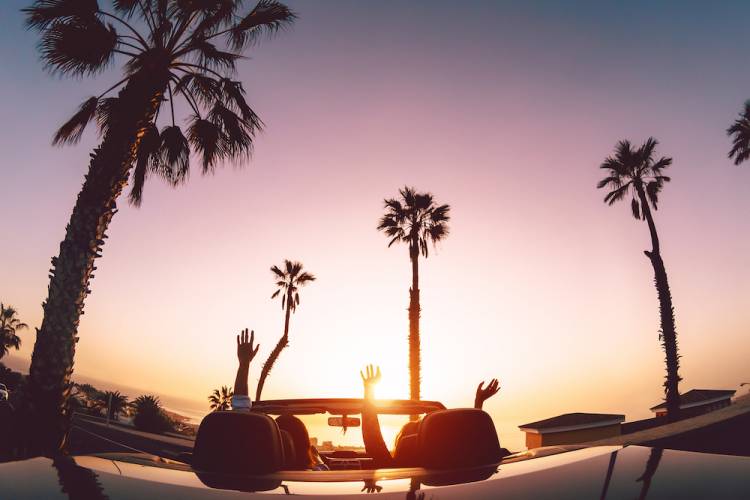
[[132, 394, 172, 433], [255, 260, 315, 400], [208, 385, 233, 411], [377, 187, 450, 402], [22, 0, 296, 452], [597, 138, 681, 421], [0, 303, 28, 361], [727, 101, 750, 165], [97, 390, 129, 420]]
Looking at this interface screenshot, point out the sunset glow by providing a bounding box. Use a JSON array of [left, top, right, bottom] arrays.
[[2, 0, 750, 453]]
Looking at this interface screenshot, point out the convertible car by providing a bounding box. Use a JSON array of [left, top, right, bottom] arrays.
[[1, 398, 749, 498]]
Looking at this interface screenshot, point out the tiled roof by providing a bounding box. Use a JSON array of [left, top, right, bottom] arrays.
[[650, 389, 736, 411], [519, 412, 625, 431]]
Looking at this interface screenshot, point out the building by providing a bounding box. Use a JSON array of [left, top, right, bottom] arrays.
[[519, 412, 625, 449], [650, 389, 736, 418]]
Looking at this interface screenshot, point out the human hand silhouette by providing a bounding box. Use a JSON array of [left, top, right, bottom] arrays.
[[475, 378, 500, 409], [361, 479, 382, 493], [360, 364, 381, 400], [237, 328, 260, 365]]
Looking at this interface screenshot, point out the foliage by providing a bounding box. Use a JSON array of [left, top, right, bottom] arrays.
[[132, 395, 173, 434], [208, 385, 233, 411], [377, 186, 451, 257], [96, 390, 129, 420], [255, 260, 316, 400], [727, 100, 750, 165], [24, 0, 297, 205], [0, 303, 28, 360], [0, 363, 25, 392]]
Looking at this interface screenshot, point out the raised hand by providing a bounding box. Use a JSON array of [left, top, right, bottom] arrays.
[[475, 378, 500, 409], [360, 364, 381, 400], [237, 328, 260, 365]]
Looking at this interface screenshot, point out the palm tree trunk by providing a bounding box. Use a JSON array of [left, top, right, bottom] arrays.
[[256, 291, 293, 401], [408, 242, 421, 404], [636, 184, 681, 422], [23, 70, 170, 454]]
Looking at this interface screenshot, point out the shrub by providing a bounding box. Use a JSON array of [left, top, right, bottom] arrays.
[[132, 395, 173, 434]]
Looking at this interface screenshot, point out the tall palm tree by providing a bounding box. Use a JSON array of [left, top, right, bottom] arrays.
[[255, 260, 315, 400], [377, 187, 450, 402], [208, 385, 233, 411], [22, 0, 295, 452], [597, 138, 681, 421], [727, 101, 750, 165], [0, 303, 28, 361]]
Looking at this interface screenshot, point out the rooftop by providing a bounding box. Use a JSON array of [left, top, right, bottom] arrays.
[[519, 413, 625, 434], [650, 389, 736, 411]]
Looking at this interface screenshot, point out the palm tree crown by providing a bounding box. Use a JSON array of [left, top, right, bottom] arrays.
[[24, 0, 296, 205], [377, 186, 450, 257], [208, 385, 233, 411], [727, 100, 750, 165], [597, 138, 672, 222], [0, 303, 28, 360], [270, 260, 316, 312]]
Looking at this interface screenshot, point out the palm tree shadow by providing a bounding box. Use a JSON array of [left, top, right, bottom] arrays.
[[598, 450, 618, 500], [52, 454, 110, 500], [635, 448, 664, 500]]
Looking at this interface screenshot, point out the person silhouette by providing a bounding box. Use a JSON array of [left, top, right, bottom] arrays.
[[359, 365, 502, 468]]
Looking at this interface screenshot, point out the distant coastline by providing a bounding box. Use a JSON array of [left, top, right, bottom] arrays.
[[3, 354, 207, 424]]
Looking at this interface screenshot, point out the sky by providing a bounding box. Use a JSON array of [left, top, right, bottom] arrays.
[[1, 0, 749, 451]]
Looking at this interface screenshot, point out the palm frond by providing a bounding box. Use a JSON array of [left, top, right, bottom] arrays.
[[631, 197, 641, 220], [128, 122, 160, 206], [228, 0, 296, 50], [39, 18, 118, 76], [727, 101, 750, 165], [155, 125, 190, 185], [188, 116, 225, 171], [24, 0, 100, 30], [270, 265, 285, 278], [52, 96, 99, 145]]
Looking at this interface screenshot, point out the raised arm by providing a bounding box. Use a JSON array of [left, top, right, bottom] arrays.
[[474, 378, 500, 410], [233, 328, 260, 400], [360, 365, 395, 468]]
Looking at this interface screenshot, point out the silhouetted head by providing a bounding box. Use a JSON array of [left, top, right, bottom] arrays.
[[275, 415, 313, 469]]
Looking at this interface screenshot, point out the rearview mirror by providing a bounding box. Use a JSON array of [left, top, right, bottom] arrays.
[[328, 416, 360, 428]]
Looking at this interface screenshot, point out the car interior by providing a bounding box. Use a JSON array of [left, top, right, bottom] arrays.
[[188, 399, 507, 476]]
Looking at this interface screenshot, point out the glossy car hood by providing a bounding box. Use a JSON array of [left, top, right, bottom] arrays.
[[1, 445, 748, 499]]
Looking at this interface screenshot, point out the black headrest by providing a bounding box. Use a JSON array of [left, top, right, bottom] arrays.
[[417, 408, 503, 469], [192, 411, 284, 474], [394, 433, 420, 467], [279, 430, 297, 469]]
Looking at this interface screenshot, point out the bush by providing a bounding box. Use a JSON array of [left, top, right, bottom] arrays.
[[132, 395, 173, 434]]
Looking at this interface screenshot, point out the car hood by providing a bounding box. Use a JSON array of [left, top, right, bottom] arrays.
[[1, 445, 749, 498]]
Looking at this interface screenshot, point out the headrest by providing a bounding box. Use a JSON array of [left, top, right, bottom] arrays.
[[192, 411, 284, 474], [417, 408, 503, 469], [394, 433, 420, 467], [279, 430, 297, 468]]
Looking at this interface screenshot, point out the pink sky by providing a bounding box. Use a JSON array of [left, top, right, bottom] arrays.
[[2, 1, 750, 450]]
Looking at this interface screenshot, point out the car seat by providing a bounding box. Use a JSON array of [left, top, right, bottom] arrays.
[[417, 408, 503, 469], [192, 411, 284, 474]]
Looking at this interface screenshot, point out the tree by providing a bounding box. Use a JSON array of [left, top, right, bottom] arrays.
[[597, 138, 681, 421], [377, 187, 450, 402], [255, 260, 315, 400], [132, 395, 172, 434], [208, 385, 233, 411], [96, 390, 129, 420], [22, 0, 296, 452], [727, 100, 750, 165], [0, 303, 28, 361]]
